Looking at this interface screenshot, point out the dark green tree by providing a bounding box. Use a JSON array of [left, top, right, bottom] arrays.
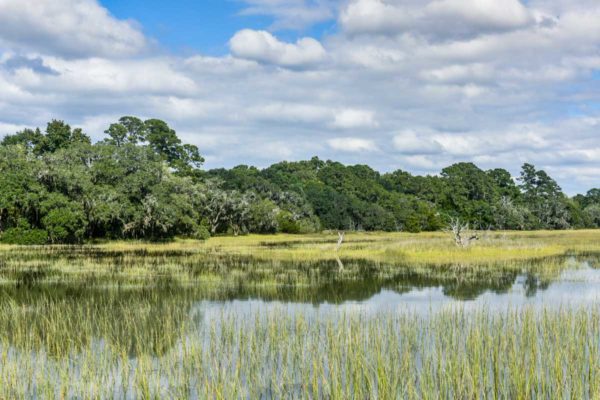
[[519, 163, 570, 229]]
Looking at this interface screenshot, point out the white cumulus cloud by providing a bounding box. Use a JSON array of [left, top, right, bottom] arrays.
[[229, 29, 326, 68], [426, 0, 532, 32], [340, 0, 533, 39], [332, 109, 377, 129], [328, 137, 378, 152], [0, 0, 146, 58], [339, 0, 413, 36], [393, 131, 444, 155]]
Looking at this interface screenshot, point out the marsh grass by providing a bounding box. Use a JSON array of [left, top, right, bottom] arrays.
[[0, 293, 597, 399], [195, 230, 600, 265], [0, 230, 598, 290], [0, 248, 574, 303], [0, 231, 599, 398]]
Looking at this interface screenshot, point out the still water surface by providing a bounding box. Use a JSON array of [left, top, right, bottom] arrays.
[[196, 258, 600, 321], [3, 254, 600, 313]]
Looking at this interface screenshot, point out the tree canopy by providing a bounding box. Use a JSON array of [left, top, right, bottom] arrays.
[[0, 118, 598, 244]]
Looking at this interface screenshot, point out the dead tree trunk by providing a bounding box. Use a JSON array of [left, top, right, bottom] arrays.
[[336, 231, 345, 251], [448, 218, 479, 248], [335, 256, 345, 272]]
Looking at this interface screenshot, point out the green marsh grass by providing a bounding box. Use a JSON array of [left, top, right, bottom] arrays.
[[0, 292, 597, 399]]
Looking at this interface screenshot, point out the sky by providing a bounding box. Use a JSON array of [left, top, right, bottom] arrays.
[[0, 0, 599, 194]]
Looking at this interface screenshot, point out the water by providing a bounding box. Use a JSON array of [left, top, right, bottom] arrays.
[[192, 259, 600, 324], [2, 255, 600, 314], [1, 254, 599, 398]]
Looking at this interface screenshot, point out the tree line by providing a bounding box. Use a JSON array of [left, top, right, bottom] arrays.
[[0, 117, 598, 244]]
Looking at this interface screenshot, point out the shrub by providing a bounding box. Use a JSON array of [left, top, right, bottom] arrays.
[[277, 211, 301, 234], [192, 220, 211, 240], [42, 207, 86, 244], [296, 216, 321, 233], [0, 228, 48, 245]]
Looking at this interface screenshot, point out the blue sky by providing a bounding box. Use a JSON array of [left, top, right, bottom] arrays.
[[0, 0, 599, 194], [100, 0, 335, 55], [101, 0, 263, 55]]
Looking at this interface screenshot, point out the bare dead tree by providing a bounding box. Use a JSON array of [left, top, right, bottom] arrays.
[[447, 218, 479, 248], [335, 256, 345, 272], [336, 231, 345, 251]]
